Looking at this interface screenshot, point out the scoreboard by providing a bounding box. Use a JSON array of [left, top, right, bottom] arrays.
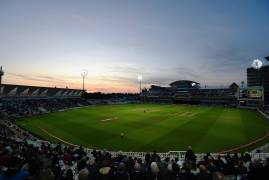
[[238, 86, 264, 107], [247, 87, 264, 99], [239, 86, 264, 99]]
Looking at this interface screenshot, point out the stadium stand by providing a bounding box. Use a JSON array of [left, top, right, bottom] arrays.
[[0, 98, 90, 119], [83, 92, 140, 105], [0, 84, 90, 119], [143, 80, 238, 106]]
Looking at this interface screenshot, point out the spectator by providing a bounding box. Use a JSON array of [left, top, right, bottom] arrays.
[[196, 165, 212, 180], [185, 146, 196, 162], [149, 162, 160, 180], [114, 162, 129, 180], [78, 168, 89, 180]]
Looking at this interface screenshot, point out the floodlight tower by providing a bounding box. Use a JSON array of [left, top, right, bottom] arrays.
[[251, 59, 263, 92], [137, 74, 142, 94], [0, 66, 4, 84], [81, 69, 88, 91], [252, 59, 263, 70]]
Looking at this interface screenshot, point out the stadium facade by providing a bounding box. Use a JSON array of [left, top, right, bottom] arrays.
[[170, 80, 200, 97], [144, 62, 269, 107], [247, 65, 269, 104], [143, 80, 238, 105]]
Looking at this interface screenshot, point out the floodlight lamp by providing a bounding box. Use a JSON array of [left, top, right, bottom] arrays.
[[191, 82, 196, 87], [81, 69, 88, 77], [138, 74, 142, 81], [252, 59, 263, 69]]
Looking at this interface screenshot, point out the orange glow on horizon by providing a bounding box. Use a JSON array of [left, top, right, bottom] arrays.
[[4, 74, 140, 93]]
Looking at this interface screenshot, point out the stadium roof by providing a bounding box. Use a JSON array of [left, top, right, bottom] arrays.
[[170, 80, 200, 87], [0, 84, 84, 98]]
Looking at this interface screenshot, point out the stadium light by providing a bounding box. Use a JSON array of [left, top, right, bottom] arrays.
[[137, 74, 142, 93], [81, 69, 88, 91], [251, 59, 263, 87], [252, 59, 263, 69]]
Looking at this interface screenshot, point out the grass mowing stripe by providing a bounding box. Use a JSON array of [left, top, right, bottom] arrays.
[[195, 108, 244, 152], [140, 107, 221, 152], [126, 104, 209, 150], [240, 109, 269, 141]]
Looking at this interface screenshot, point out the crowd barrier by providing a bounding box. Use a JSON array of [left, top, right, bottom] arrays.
[[24, 139, 269, 162]]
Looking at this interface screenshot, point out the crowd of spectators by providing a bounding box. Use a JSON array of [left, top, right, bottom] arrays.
[[0, 129, 269, 180], [0, 98, 90, 119]]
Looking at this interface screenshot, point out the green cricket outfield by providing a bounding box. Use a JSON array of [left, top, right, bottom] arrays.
[[16, 104, 269, 152]]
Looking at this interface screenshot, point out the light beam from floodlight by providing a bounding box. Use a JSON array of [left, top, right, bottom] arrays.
[[252, 59, 263, 69], [81, 69, 88, 91], [138, 75, 142, 93]]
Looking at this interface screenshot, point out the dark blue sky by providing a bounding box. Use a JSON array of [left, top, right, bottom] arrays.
[[0, 0, 268, 92]]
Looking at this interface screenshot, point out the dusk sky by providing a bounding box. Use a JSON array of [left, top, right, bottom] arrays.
[[0, 0, 268, 93]]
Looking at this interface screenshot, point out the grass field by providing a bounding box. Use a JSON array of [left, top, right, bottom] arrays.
[[16, 104, 269, 152]]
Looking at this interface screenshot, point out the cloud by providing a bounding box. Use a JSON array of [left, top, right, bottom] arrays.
[[103, 65, 205, 88], [170, 67, 202, 79], [97, 75, 136, 84], [6, 72, 71, 85], [107, 66, 147, 75]]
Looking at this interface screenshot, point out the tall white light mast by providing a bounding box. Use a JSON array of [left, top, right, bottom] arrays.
[[81, 69, 88, 91], [137, 74, 142, 94]]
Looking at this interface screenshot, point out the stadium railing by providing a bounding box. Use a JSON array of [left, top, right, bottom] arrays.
[[258, 108, 269, 119], [22, 138, 269, 161], [251, 142, 269, 153]]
